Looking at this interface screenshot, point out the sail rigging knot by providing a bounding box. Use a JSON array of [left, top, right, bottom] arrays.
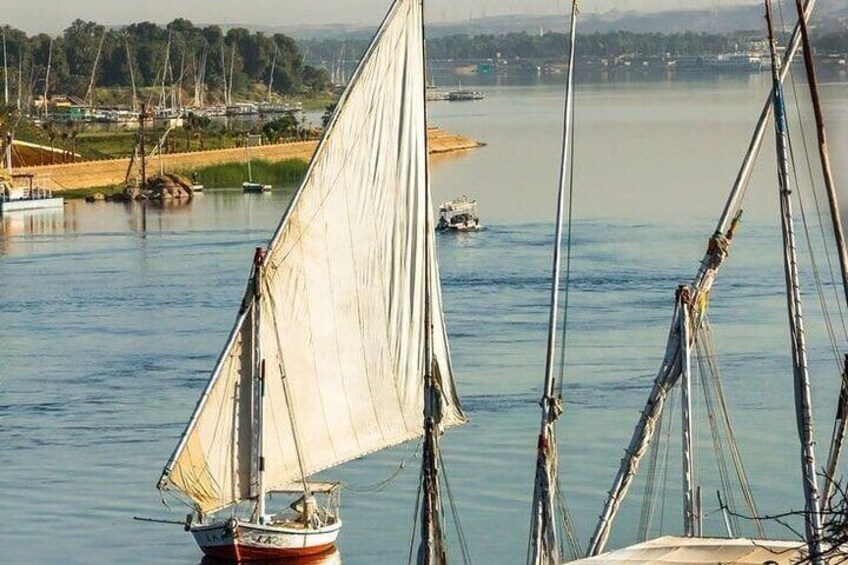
[[706, 233, 730, 267]]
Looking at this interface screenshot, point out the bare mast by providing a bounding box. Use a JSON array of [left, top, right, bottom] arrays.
[[585, 0, 818, 556], [765, 1, 824, 561], [787, 0, 848, 506], [3, 32, 8, 106], [125, 36, 138, 113], [85, 29, 107, 109], [528, 2, 577, 563], [418, 0, 447, 560]]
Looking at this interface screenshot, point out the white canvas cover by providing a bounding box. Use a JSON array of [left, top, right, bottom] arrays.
[[571, 536, 807, 565], [159, 0, 465, 514]]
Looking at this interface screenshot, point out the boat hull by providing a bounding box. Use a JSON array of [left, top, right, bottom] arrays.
[[242, 182, 272, 193], [191, 519, 341, 561], [0, 197, 64, 213]]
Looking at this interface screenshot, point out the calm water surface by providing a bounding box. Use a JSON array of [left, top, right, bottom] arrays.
[[2, 74, 848, 564]]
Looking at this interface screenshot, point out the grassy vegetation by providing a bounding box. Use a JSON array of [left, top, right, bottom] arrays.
[[181, 159, 308, 189], [61, 184, 125, 200]]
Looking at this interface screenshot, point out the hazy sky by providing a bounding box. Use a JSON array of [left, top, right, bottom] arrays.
[[4, 0, 756, 35]]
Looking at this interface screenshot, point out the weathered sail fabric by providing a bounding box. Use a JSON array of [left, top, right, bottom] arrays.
[[161, 307, 256, 513], [257, 0, 464, 492]]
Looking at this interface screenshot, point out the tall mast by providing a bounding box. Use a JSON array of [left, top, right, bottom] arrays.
[[788, 0, 848, 505], [85, 29, 106, 109], [585, 0, 817, 555], [251, 247, 268, 523], [418, 0, 447, 562], [679, 288, 696, 537], [161, 33, 172, 109], [3, 32, 9, 106], [765, 1, 823, 562], [17, 44, 22, 112], [528, 1, 577, 563], [43, 39, 52, 118], [125, 37, 138, 113], [268, 50, 277, 104]]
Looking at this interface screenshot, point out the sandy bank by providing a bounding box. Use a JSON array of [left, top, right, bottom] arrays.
[[16, 127, 483, 192]]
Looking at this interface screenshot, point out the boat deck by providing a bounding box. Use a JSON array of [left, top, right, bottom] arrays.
[[569, 536, 808, 564]]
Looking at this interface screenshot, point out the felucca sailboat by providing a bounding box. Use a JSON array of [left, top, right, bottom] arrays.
[[561, 0, 845, 563], [155, 0, 466, 560]]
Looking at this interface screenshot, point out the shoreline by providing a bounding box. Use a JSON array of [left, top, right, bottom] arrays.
[[16, 127, 484, 195]]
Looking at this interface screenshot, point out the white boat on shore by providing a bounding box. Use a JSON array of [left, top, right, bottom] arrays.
[[0, 174, 64, 214]]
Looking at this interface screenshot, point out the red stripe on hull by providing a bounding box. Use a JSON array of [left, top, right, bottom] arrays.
[[201, 541, 337, 562]]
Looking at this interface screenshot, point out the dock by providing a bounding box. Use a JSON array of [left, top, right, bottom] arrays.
[[13, 127, 484, 192]]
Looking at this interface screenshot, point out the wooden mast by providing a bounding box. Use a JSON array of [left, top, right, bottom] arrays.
[[418, 0, 447, 562], [528, 1, 577, 564], [765, 1, 824, 562], [788, 0, 848, 506], [251, 247, 268, 523]]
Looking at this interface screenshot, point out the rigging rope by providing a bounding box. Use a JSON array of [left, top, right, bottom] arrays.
[[784, 92, 844, 372], [637, 397, 666, 541], [699, 318, 766, 537], [438, 449, 473, 565], [696, 335, 742, 535], [344, 440, 421, 494]]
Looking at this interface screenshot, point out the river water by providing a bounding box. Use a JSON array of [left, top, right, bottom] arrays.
[[2, 72, 848, 564]]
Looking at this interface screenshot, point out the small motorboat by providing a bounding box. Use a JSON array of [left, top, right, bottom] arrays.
[[437, 195, 481, 232], [243, 181, 272, 193]]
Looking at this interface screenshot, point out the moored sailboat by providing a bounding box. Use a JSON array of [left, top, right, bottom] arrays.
[[569, 0, 844, 563], [155, 0, 466, 560]]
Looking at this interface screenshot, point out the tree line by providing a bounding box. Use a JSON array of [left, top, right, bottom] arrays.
[[0, 19, 331, 108], [301, 29, 848, 65]]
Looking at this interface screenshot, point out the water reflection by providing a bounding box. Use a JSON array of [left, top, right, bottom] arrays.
[[199, 547, 341, 565]]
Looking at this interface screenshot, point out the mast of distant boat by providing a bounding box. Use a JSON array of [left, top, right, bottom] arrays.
[[528, 1, 577, 564], [125, 36, 138, 113], [268, 49, 277, 104], [85, 29, 107, 109], [3, 31, 8, 106], [43, 39, 52, 118], [765, 2, 824, 561]]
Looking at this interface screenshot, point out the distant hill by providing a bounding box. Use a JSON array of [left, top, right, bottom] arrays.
[[267, 0, 846, 40]]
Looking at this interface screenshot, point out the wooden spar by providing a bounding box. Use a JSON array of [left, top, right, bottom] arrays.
[[585, 0, 819, 556], [161, 33, 172, 109], [85, 29, 107, 108], [268, 50, 277, 104], [125, 37, 138, 113], [680, 291, 695, 537], [43, 39, 52, 118], [765, 1, 824, 561], [528, 2, 577, 564], [789, 0, 848, 505], [712, 0, 817, 239], [3, 32, 8, 106], [17, 44, 22, 111], [418, 1, 447, 562], [251, 248, 267, 523]]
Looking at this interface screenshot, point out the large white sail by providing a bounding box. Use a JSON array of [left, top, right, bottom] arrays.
[[160, 306, 257, 513], [159, 0, 465, 514]]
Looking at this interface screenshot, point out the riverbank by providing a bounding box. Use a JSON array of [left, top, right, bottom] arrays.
[[16, 127, 483, 196]]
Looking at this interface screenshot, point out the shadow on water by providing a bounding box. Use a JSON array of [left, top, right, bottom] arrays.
[[199, 547, 341, 565]]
